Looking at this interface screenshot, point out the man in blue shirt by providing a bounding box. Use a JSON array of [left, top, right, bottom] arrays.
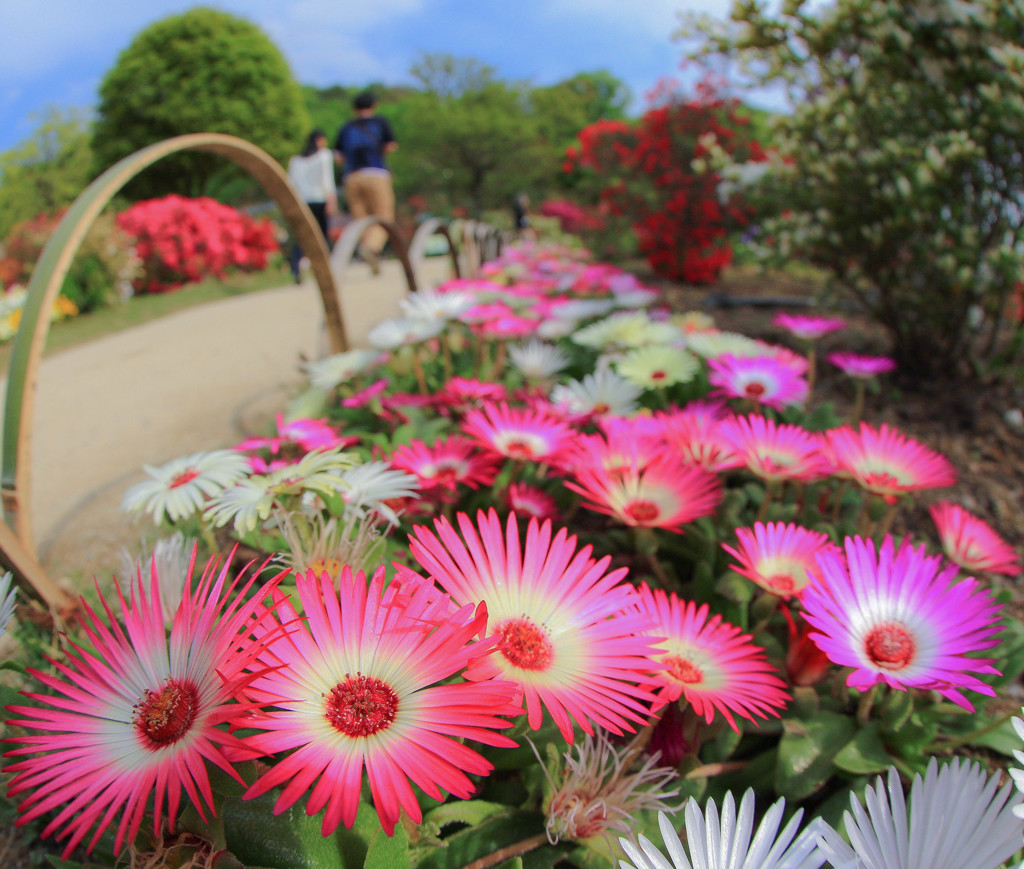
[[335, 91, 397, 275]]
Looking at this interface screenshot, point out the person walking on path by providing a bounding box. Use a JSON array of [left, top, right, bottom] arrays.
[[335, 91, 397, 275], [287, 129, 338, 283]]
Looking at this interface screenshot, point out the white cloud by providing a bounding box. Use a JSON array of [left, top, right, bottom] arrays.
[[540, 0, 733, 39]]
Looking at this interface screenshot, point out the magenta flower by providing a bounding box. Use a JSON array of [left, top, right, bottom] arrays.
[[802, 535, 1003, 710], [462, 402, 574, 465], [722, 521, 841, 598], [828, 351, 897, 378], [4, 554, 286, 857], [506, 482, 559, 521], [405, 509, 660, 742], [636, 584, 790, 730], [715, 414, 832, 482], [929, 501, 1021, 576], [773, 312, 847, 341], [390, 435, 500, 498], [707, 354, 809, 410], [240, 566, 520, 836]]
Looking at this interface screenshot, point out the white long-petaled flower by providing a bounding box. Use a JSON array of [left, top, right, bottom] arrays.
[[612, 288, 660, 308], [303, 348, 387, 390], [551, 298, 617, 321], [509, 339, 571, 380], [1012, 709, 1024, 811], [0, 571, 16, 640], [572, 312, 679, 351], [817, 760, 1023, 869], [618, 791, 829, 869], [335, 461, 420, 525], [685, 330, 766, 359], [614, 345, 700, 389], [368, 316, 446, 350], [121, 449, 251, 524], [119, 532, 197, 627], [399, 287, 474, 321], [551, 367, 642, 417]]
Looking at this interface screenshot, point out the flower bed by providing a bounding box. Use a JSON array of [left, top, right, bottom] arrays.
[[3, 242, 1024, 868]]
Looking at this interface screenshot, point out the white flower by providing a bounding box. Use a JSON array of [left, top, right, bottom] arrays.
[[817, 760, 1023, 869], [335, 462, 419, 526], [303, 349, 387, 390], [685, 330, 766, 359], [620, 791, 829, 869], [121, 450, 251, 524], [120, 532, 195, 627], [399, 288, 474, 322], [0, 571, 17, 639], [551, 298, 617, 321], [368, 316, 445, 350], [537, 318, 578, 340], [551, 367, 641, 416], [614, 346, 700, 389], [509, 339, 570, 379], [571, 311, 680, 351], [611, 288, 660, 308]]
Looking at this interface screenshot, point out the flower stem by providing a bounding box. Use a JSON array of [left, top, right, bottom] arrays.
[[458, 833, 549, 869]]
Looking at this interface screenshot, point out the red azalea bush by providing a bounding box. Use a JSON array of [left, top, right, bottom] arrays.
[[564, 77, 767, 284], [116, 195, 278, 294]]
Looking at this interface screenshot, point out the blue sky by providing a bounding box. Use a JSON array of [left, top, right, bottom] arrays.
[[0, 0, 786, 155]]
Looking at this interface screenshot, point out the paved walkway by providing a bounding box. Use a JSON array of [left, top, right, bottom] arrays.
[[23, 257, 453, 586]]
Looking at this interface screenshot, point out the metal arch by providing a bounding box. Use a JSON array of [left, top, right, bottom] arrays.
[[329, 215, 419, 294], [0, 132, 348, 607], [408, 218, 461, 279]]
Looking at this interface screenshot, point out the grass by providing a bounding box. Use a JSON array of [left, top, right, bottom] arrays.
[[0, 265, 293, 375]]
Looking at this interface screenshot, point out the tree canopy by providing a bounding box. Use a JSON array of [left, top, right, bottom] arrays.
[[91, 7, 309, 198]]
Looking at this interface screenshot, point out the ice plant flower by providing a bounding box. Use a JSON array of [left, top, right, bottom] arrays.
[[715, 414, 831, 482], [707, 353, 809, 410], [614, 345, 700, 389], [121, 449, 251, 524], [550, 366, 642, 417], [335, 461, 419, 525], [4, 553, 287, 857], [240, 566, 521, 836], [801, 535, 1003, 710], [507, 482, 559, 521], [825, 422, 956, 502], [566, 454, 722, 533], [508, 338, 571, 380], [367, 316, 445, 350], [303, 348, 387, 391], [657, 402, 739, 472], [817, 760, 1023, 869], [684, 329, 766, 359], [827, 351, 896, 378], [119, 532, 196, 627], [722, 522, 841, 598], [390, 436, 500, 498], [542, 730, 680, 847], [0, 570, 15, 639], [636, 584, 790, 730], [405, 509, 660, 742], [772, 312, 846, 341], [441, 376, 509, 406], [619, 792, 830, 869], [928, 501, 1021, 576], [462, 402, 574, 464]]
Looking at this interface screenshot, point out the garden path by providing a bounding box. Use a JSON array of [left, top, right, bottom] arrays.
[[20, 257, 452, 590]]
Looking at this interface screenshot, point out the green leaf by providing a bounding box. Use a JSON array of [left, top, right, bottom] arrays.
[[834, 723, 893, 774], [879, 687, 914, 734], [413, 809, 546, 869], [774, 711, 856, 800], [365, 823, 409, 869], [423, 799, 510, 831], [963, 718, 1022, 757]]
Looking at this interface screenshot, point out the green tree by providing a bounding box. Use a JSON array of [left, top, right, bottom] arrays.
[[684, 0, 1024, 381], [91, 7, 310, 198], [530, 70, 631, 152], [0, 107, 94, 239]]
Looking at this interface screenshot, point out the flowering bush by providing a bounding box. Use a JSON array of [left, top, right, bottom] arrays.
[[116, 194, 279, 294], [563, 78, 767, 283], [4, 242, 1024, 868]]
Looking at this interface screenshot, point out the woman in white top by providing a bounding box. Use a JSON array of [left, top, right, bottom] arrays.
[[287, 129, 338, 282]]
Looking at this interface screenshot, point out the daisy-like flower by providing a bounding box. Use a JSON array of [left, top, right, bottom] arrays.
[[636, 584, 790, 730], [399, 287, 473, 321], [0, 570, 16, 639], [722, 522, 841, 599], [572, 311, 680, 351], [121, 449, 251, 524], [542, 730, 680, 847], [335, 461, 420, 525], [550, 367, 643, 417], [404, 509, 660, 742], [548, 298, 617, 321], [684, 329, 766, 359], [508, 338, 571, 380], [390, 436, 500, 498], [119, 532, 196, 627], [772, 312, 846, 341], [566, 454, 722, 533], [303, 348, 387, 391], [928, 501, 1021, 576], [240, 566, 521, 836], [367, 316, 445, 350], [619, 792, 830, 869], [462, 402, 574, 465], [235, 414, 347, 457], [657, 402, 739, 472], [802, 535, 1003, 710], [715, 414, 831, 483], [708, 353, 809, 410], [441, 376, 509, 406], [4, 554, 286, 857], [824, 422, 956, 502], [614, 345, 700, 389], [507, 482, 559, 521], [827, 351, 896, 378], [817, 760, 1023, 869]]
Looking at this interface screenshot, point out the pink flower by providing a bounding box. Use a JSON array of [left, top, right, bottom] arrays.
[[636, 584, 790, 730], [240, 566, 520, 835], [707, 354, 809, 410], [341, 377, 389, 408], [722, 521, 841, 598], [828, 352, 897, 378], [404, 510, 660, 742], [802, 535, 1003, 710], [462, 402, 574, 465], [715, 414, 832, 482], [390, 435, 500, 498], [507, 482, 559, 521], [929, 501, 1021, 576], [773, 312, 847, 341]]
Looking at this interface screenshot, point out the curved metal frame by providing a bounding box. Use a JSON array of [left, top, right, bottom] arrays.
[[329, 215, 420, 293], [1, 133, 349, 607], [408, 218, 461, 279]]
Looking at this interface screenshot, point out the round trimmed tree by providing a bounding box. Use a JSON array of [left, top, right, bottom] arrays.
[[92, 7, 310, 198]]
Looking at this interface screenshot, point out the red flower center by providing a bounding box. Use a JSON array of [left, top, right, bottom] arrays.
[[666, 655, 704, 684], [169, 468, 200, 489], [744, 382, 766, 398], [134, 679, 198, 748], [591, 402, 610, 414], [432, 463, 460, 486], [499, 618, 553, 671], [504, 439, 536, 460], [325, 674, 399, 737], [650, 370, 667, 381], [625, 499, 660, 523], [764, 573, 796, 594], [864, 623, 915, 669]]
